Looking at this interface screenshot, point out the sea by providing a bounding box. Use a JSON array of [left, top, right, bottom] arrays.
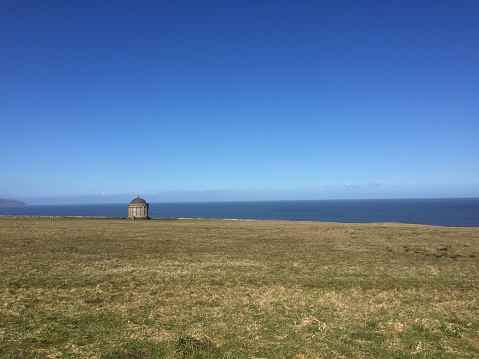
[[1, 198, 478, 227]]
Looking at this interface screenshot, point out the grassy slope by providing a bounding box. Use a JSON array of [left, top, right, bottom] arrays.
[[0, 217, 478, 358]]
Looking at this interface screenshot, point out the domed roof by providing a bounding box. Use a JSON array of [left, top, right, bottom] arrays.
[[130, 195, 147, 205]]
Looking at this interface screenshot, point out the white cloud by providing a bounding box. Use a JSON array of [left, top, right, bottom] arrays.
[[344, 183, 361, 188], [101, 191, 115, 196], [344, 180, 384, 189], [164, 189, 235, 195]]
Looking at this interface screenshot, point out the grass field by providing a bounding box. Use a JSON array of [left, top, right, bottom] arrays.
[[1, 217, 478, 358]]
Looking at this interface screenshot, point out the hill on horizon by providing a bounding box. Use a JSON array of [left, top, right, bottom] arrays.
[[0, 198, 27, 207]]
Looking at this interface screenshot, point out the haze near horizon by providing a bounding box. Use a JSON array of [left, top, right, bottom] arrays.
[[1, 1, 478, 205]]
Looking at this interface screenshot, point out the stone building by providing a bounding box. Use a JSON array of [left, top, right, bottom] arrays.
[[128, 195, 150, 219]]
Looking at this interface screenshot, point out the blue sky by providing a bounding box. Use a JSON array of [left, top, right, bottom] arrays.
[[1, 1, 478, 204]]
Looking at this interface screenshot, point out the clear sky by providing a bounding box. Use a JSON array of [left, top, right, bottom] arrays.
[[1, 1, 478, 205]]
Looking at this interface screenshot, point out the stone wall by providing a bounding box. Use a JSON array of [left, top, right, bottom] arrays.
[[128, 204, 149, 219]]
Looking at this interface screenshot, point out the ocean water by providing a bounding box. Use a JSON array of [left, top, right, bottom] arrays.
[[1, 198, 478, 227]]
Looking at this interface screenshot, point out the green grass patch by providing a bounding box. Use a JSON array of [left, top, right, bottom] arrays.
[[1, 217, 478, 358]]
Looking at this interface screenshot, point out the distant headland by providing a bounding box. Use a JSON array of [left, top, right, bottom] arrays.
[[0, 199, 27, 207]]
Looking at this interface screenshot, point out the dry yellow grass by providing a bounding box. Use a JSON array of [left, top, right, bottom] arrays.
[[1, 217, 478, 358]]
